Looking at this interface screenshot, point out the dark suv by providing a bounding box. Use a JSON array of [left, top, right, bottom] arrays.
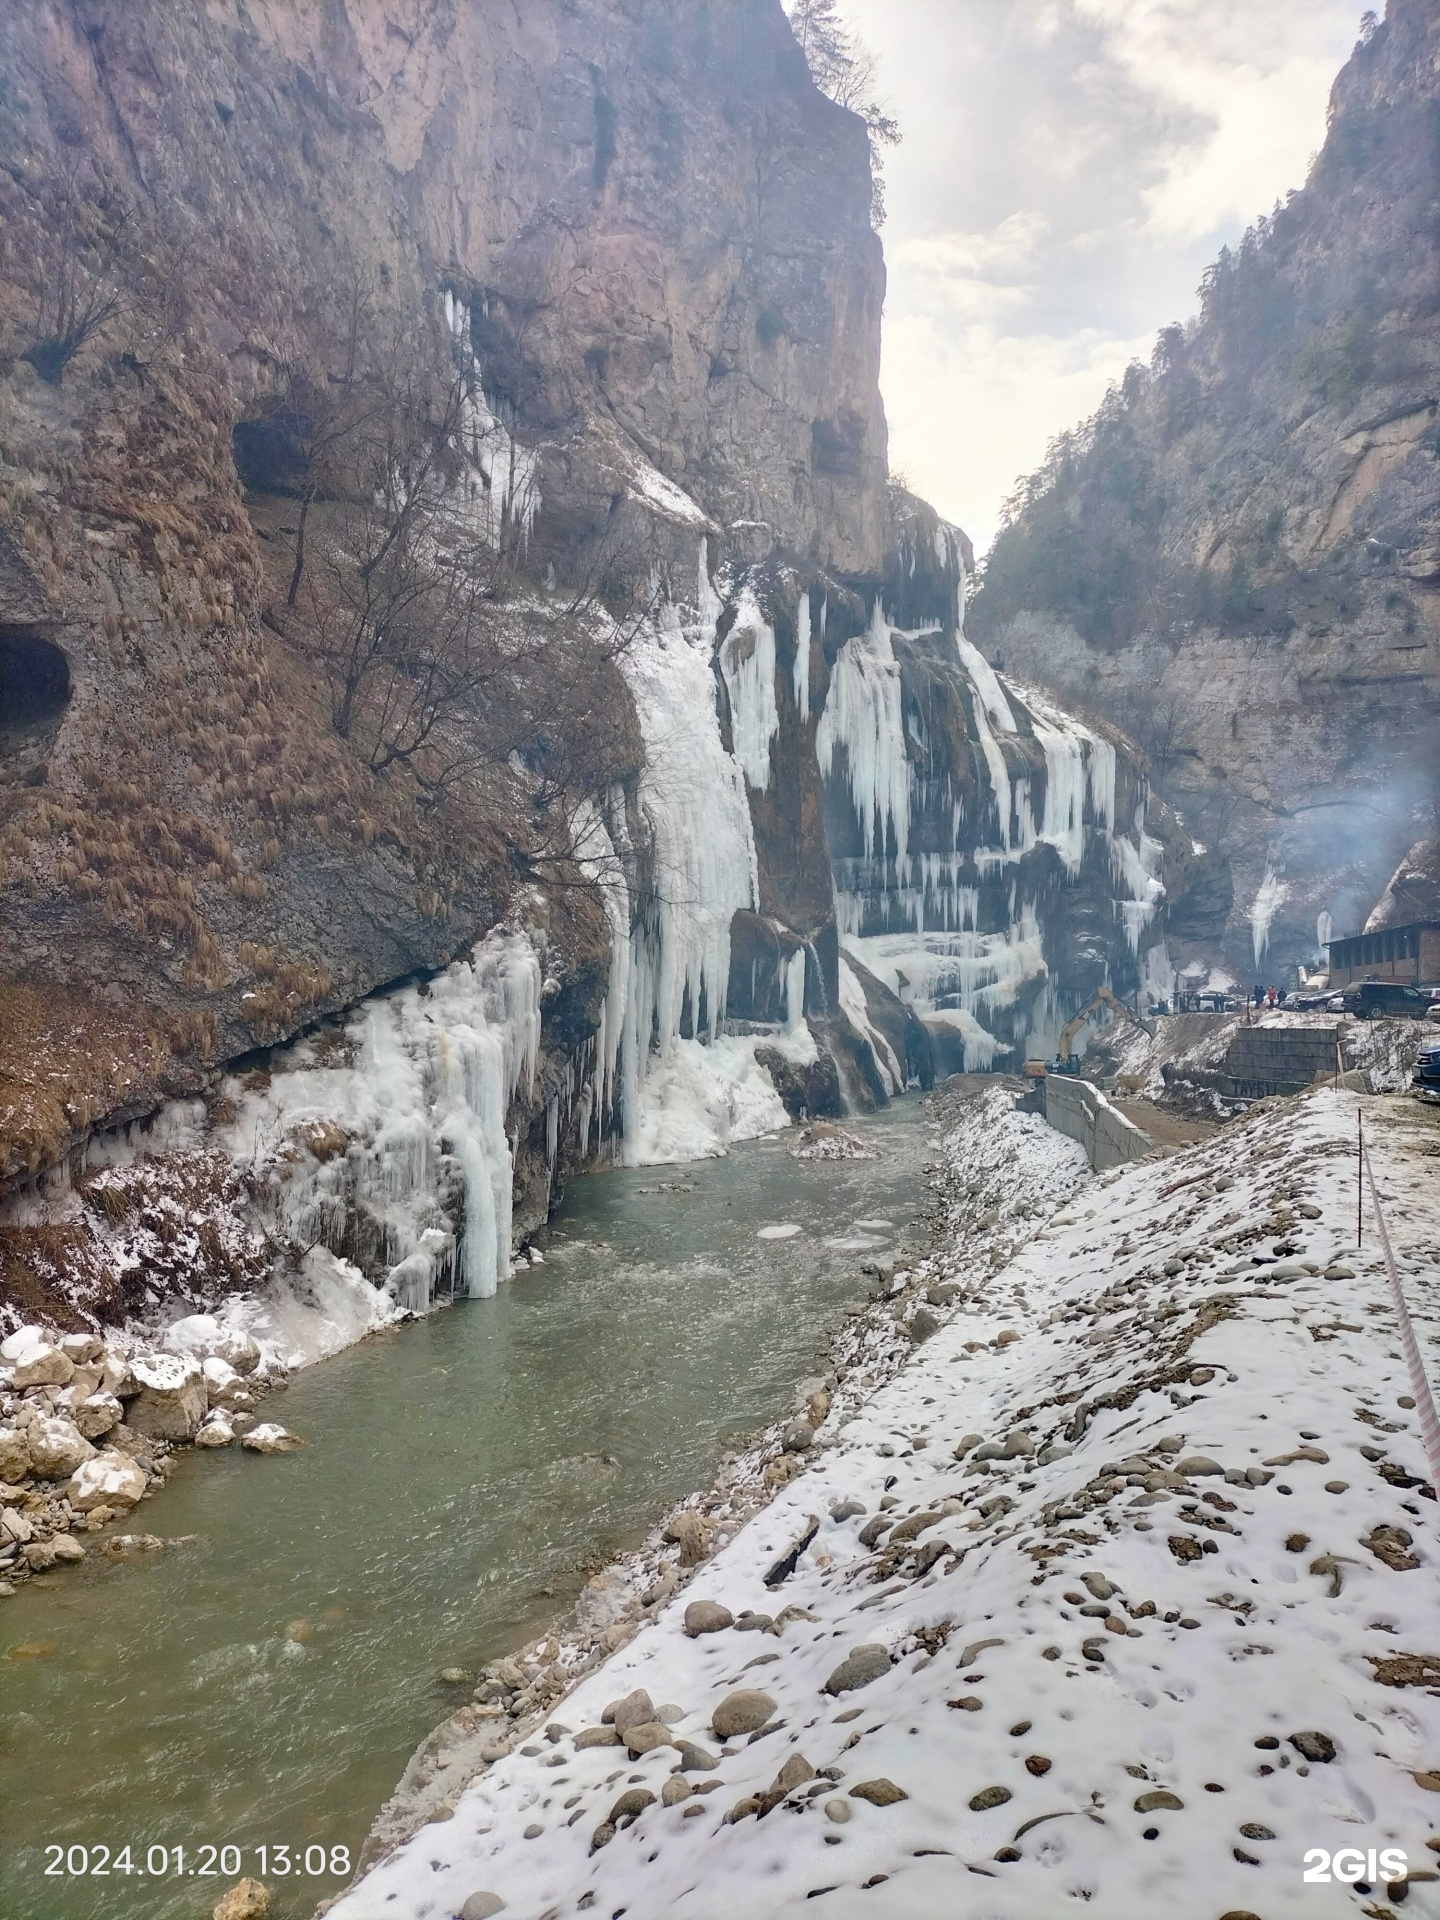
[[1343, 981, 1435, 1019], [1416, 1034, 1440, 1104]]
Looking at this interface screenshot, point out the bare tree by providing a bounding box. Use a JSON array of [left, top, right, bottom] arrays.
[[17, 157, 126, 384]]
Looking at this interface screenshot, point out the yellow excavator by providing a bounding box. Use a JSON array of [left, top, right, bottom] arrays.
[[1023, 986, 1155, 1078]]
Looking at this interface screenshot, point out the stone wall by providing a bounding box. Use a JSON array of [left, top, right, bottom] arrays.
[[1041, 1075, 1153, 1171]]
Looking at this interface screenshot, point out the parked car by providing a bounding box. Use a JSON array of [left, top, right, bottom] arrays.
[[1343, 981, 1435, 1020], [1415, 1034, 1440, 1103]]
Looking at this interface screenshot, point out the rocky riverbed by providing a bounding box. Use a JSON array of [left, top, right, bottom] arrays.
[[0, 1315, 298, 1593], [326, 1082, 1440, 1920]]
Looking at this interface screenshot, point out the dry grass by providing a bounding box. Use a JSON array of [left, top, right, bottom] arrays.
[[0, 984, 183, 1184], [0, 1149, 272, 1330]]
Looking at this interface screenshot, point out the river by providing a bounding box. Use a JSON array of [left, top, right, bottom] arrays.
[[2, 1100, 935, 1920]]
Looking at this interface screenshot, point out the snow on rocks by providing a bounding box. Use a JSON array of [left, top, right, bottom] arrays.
[[329, 1084, 1440, 1920], [125, 1352, 208, 1440], [1, 1325, 75, 1388], [239, 1422, 302, 1455], [0, 1305, 300, 1592], [67, 1448, 146, 1511]]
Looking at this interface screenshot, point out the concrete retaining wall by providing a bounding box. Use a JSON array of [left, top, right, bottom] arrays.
[[1042, 1075, 1153, 1171]]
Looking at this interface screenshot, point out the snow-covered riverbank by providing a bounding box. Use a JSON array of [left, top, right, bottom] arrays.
[[328, 1083, 1440, 1920]]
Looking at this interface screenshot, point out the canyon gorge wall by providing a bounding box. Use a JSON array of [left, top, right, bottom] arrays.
[[970, 0, 1440, 990], [0, 0, 1178, 1325]]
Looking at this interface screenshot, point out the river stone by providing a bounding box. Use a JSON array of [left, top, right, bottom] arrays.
[[662, 1775, 693, 1806], [909, 1307, 942, 1342], [953, 1434, 983, 1460], [968, 1785, 1011, 1811], [824, 1645, 891, 1694], [0, 1427, 32, 1482], [2, 1506, 32, 1544], [684, 1600, 734, 1637], [735, 1611, 774, 1632], [782, 1420, 815, 1452], [1289, 1730, 1336, 1763], [1080, 1572, 1118, 1600], [886, 1510, 941, 1544], [59, 1332, 101, 1364], [590, 1822, 615, 1852], [28, 1416, 96, 1480], [1176, 1456, 1223, 1477], [1, 1327, 75, 1389], [712, 1689, 775, 1738], [24, 1534, 86, 1569], [773, 1753, 815, 1793], [69, 1392, 123, 1441], [574, 1726, 621, 1748], [457, 1897, 505, 1920], [857, 1516, 891, 1548], [165, 1315, 262, 1377], [608, 1787, 655, 1824], [195, 1414, 236, 1448], [1134, 1790, 1184, 1812], [68, 1449, 146, 1511], [825, 1798, 852, 1823], [623, 1722, 675, 1756], [213, 1880, 273, 1920], [677, 1742, 719, 1771], [240, 1423, 301, 1454], [127, 1353, 207, 1440], [604, 1688, 655, 1736], [851, 1777, 907, 1806]]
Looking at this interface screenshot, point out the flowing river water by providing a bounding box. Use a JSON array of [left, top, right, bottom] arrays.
[[2, 1100, 935, 1920]]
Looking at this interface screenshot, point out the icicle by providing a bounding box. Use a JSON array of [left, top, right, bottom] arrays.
[[718, 582, 780, 790], [815, 599, 911, 866], [793, 593, 811, 720], [784, 946, 807, 1034], [221, 927, 543, 1311]]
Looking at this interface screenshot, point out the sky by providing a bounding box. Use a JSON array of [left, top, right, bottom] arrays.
[[842, 0, 1368, 554]]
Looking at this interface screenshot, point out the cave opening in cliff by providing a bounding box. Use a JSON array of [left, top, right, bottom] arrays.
[[0, 626, 71, 744], [232, 407, 313, 497]]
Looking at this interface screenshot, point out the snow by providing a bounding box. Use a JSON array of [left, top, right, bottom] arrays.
[[622, 454, 714, 530], [622, 1035, 790, 1165], [332, 1084, 1440, 1920], [718, 583, 780, 791]]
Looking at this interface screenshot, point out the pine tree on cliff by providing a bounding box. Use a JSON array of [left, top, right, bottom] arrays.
[[786, 0, 899, 224]]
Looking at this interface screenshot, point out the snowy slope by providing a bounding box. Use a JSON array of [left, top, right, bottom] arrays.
[[329, 1085, 1440, 1920]]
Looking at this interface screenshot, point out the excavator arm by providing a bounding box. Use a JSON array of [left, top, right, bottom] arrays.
[[1052, 986, 1155, 1071]]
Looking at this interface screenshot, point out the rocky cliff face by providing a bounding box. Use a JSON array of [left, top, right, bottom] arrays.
[[0, 0, 1175, 1326], [970, 0, 1440, 989]]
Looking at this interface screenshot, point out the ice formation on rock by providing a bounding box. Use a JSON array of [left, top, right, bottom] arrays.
[[220, 928, 541, 1310], [566, 565, 794, 1166], [444, 291, 541, 549], [717, 583, 780, 791], [793, 593, 812, 720], [816, 600, 912, 866], [818, 598, 1166, 1069], [1251, 866, 1289, 966]]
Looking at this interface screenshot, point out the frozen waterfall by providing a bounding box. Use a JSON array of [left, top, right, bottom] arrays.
[[219, 928, 542, 1312]]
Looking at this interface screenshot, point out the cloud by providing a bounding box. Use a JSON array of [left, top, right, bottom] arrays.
[[842, 0, 1362, 552]]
